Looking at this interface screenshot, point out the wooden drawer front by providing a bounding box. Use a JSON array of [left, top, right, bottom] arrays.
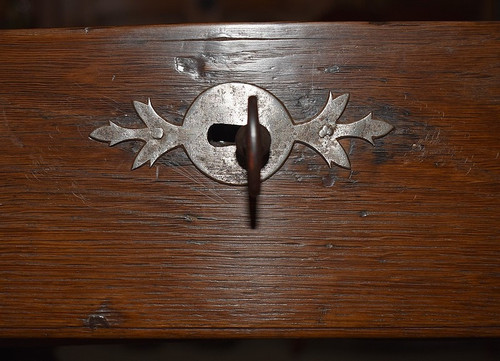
[[0, 23, 499, 337]]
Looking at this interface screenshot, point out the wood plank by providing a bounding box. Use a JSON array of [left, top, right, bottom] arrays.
[[0, 23, 499, 338]]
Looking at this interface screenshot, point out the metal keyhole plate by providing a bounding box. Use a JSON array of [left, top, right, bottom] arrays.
[[91, 82, 393, 187], [184, 83, 291, 184]]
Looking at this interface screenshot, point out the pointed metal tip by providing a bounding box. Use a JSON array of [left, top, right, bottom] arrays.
[[340, 93, 349, 100], [89, 129, 99, 140], [337, 159, 351, 170], [89, 127, 109, 143], [377, 120, 395, 138], [327, 155, 351, 170], [327, 92, 349, 105], [131, 159, 144, 170]]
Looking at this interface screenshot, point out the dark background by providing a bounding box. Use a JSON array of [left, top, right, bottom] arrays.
[[1, 0, 499, 360], [1, 0, 499, 29]]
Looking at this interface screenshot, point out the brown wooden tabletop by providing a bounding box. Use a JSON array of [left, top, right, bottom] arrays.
[[0, 22, 499, 338]]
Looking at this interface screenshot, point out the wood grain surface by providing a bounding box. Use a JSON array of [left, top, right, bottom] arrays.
[[0, 23, 499, 338]]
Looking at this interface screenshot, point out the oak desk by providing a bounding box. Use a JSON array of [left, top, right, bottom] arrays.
[[0, 23, 498, 338]]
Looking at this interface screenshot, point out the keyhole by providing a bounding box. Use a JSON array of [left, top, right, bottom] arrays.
[[207, 124, 242, 147]]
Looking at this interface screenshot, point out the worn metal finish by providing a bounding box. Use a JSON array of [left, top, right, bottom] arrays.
[[90, 82, 393, 185], [234, 95, 272, 228], [235, 95, 270, 198]]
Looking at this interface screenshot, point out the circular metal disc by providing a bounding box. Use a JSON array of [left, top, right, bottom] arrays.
[[183, 83, 294, 185]]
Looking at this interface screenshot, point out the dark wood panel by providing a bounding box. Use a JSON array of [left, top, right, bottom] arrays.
[[0, 23, 499, 338]]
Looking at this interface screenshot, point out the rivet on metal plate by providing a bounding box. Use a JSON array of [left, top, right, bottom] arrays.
[[90, 82, 393, 227]]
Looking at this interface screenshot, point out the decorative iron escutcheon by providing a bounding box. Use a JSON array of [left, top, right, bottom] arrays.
[[90, 82, 393, 227]]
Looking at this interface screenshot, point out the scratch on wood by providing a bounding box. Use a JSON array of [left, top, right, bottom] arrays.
[[2, 108, 24, 148], [165, 159, 228, 204], [99, 95, 128, 115], [348, 170, 358, 183], [72, 192, 90, 205], [322, 171, 337, 187], [348, 140, 355, 155], [30, 171, 40, 181], [76, 124, 85, 139], [310, 57, 316, 90], [74, 82, 127, 115]]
